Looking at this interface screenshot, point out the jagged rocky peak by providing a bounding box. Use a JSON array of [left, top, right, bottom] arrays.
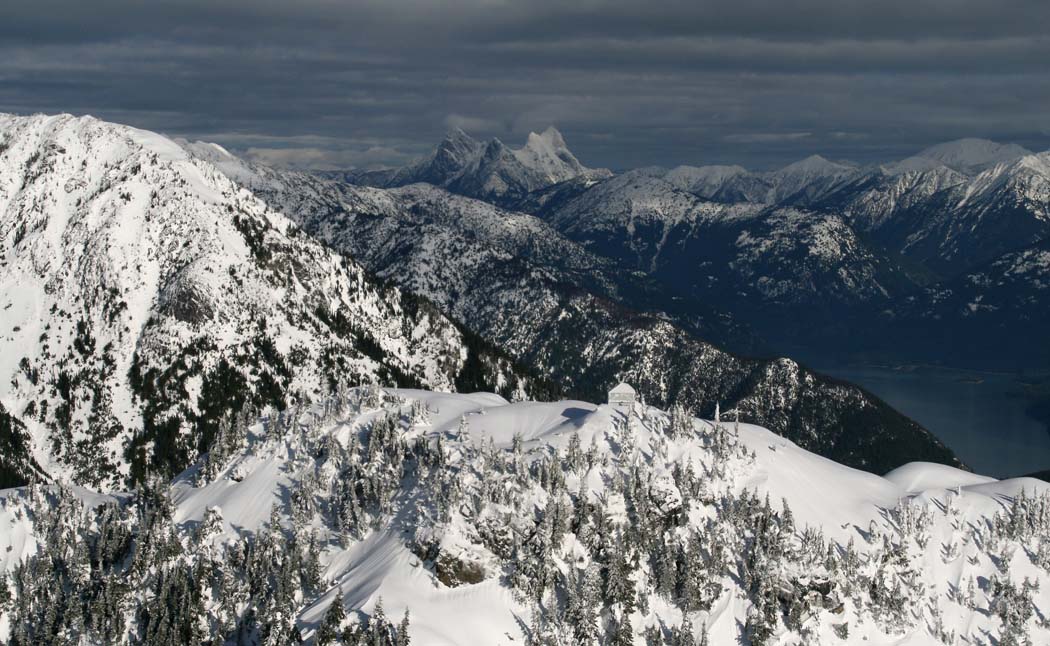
[[537, 124, 566, 146], [434, 126, 482, 165], [514, 126, 586, 182], [521, 125, 568, 152], [479, 136, 511, 160], [442, 125, 477, 147], [343, 124, 608, 201], [521, 127, 569, 156]]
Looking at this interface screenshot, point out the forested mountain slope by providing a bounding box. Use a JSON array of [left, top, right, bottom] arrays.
[[0, 114, 548, 490], [191, 145, 961, 474], [1, 388, 1046, 645]]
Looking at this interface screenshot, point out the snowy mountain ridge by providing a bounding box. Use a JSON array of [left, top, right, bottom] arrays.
[[194, 148, 958, 475], [1, 387, 1048, 645], [914, 138, 1033, 174], [649, 154, 859, 205], [810, 149, 1050, 280], [0, 113, 546, 490], [505, 137, 1050, 363], [650, 137, 1040, 214], [535, 171, 906, 320]]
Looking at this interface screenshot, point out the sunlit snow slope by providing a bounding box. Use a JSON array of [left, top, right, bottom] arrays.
[[0, 113, 540, 490], [2, 388, 1047, 644]]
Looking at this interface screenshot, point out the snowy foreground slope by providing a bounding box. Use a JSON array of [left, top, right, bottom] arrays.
[[2, 388, 1048, 645]]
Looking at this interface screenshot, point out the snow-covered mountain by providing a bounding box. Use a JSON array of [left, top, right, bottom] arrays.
[[539, 171, 908, 319], [196, 152, 958, 474], [663, 164, 749, 196], [340, 127, 482, 190], [767, 155, 858, 203], [654, 155, 859, 205], [181, 140, 718, 343], [512, 127, 593, 185], [648, 141, 1046, 281], [2, 388, 1047, 645], [913, 138, 1032, 175], [809, 151, 1050, 279], [0, 114, 547, 490], [334, 127, 611, 206], [660, 139, 1030, 207], [937, 235, 1050, 328], [517, 140, 1050, 364], [339, 132, 1050, 293]]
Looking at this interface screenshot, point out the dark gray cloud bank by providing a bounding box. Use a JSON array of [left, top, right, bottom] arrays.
[[2, 0, 1049, 170]]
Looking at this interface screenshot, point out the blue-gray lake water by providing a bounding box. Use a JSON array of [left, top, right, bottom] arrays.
[[806, 362, 1050, 478]]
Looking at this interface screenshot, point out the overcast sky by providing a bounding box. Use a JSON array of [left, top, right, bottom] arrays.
[[2, 0, 1049, 170]]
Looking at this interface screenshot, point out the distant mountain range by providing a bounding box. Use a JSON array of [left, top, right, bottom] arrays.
[[344, 130, 1048, 367], [654, 140, 1050, 365], [0, 113, 969, 490]]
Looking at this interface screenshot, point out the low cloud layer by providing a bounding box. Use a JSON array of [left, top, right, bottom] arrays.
[[2, 0, 1048, 170]]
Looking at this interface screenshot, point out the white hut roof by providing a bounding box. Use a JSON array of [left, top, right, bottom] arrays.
[[609, 382, 636, 395]]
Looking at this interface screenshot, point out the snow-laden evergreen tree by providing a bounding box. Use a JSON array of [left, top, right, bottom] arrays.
[[317, 592, 346, 646], [1, 389, 1048, 644], [395, 609, 411, 646]]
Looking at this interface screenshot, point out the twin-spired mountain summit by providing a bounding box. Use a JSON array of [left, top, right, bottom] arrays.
[[336, 126, 611, 205]]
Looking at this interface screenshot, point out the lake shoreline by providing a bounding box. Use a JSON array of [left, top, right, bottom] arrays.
[[792, 356, 1050, 479]]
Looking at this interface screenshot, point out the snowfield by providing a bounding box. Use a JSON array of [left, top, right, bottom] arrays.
[[2, 388, 1048, 644]]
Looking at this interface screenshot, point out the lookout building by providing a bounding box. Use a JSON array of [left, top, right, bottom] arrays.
[[608, 382, 636, 407]]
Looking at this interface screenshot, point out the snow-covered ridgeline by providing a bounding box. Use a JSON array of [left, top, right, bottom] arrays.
[[0, 113, 536, 490], [1, 387, 1047, 645]]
